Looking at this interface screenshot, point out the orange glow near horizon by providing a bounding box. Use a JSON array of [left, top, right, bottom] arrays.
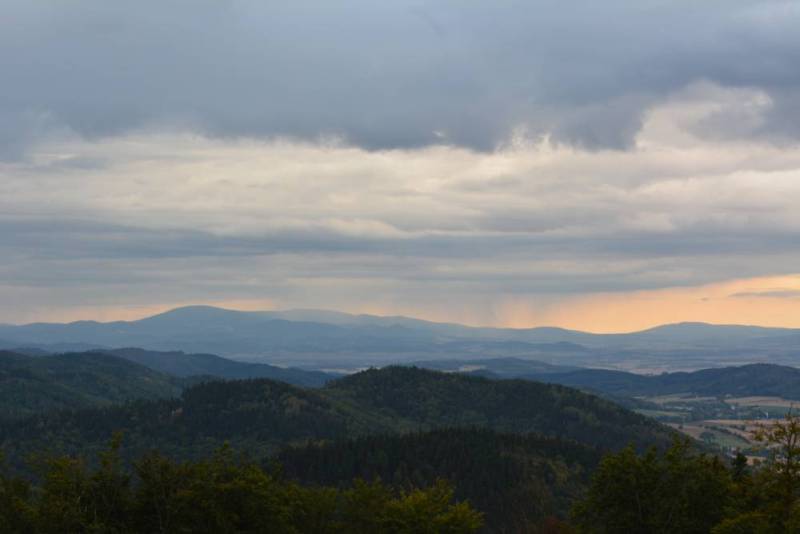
[[492, 274, 800, 333], [16, 275, 800, 333]]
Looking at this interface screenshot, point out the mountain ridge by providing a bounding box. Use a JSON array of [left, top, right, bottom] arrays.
[[2, 306, 800, 370], [7, 305, 796, 336]]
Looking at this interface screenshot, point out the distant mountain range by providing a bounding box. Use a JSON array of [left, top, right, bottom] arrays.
[[1, 305, 799, 371]]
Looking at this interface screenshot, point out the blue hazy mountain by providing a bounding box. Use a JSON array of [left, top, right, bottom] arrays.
[[1, 306, 798, 369], [524, 363, 800, 400]]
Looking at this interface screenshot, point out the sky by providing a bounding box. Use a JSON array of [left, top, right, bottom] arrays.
[[1, 0, 800, 331]]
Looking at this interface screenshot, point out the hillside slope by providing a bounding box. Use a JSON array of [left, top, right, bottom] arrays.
[[0, 351, 182, 420], [326, 367, 671, 450], [0, 367, 675, 472]]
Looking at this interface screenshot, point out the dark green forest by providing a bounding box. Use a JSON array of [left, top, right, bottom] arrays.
[[573, 414, 800, 533], [0, 348, 329, 422], [0, 366, 674, 474], [4, 416, 800, 532], [278, 427, 601, 532], [0, 351, 183, 420], [0, 439, 482, 533], [4, 351, 800, 532]]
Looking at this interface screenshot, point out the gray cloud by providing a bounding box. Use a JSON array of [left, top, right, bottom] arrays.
[[2, 205, 799, 303], [3, 0, 800, 156], [2, 2, 800, 325]]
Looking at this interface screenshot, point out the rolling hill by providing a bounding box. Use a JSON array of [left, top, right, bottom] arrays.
[[0, 367, 675, 473], [0, 348, 334, 421], [0, 350, 182, 420]]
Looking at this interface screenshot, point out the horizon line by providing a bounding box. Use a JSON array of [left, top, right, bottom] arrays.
[[1, 303, 796, 336]]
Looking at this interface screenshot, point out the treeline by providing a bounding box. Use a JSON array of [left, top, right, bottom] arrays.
[[574, 414, 800, 533], [4, 417, 800, 532], [0, 437, 482, 533], [278, 427, 601, 532]]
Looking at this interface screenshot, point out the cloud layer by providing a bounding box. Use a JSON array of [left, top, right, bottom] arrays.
[[3, 0, 800, 156], [2, 2, 800, 328], [2, 81, 800, 327]]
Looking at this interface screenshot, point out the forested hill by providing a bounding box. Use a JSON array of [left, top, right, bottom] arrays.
[[0, 350, 182, 419], [278, 427, 602, 532], [0, 348, 331, 421], [532, 363, 800, 399], [0, 366, 675, 473], [326, 366, 672, 450]]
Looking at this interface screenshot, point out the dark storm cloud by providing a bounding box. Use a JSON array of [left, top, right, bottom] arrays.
[[2, 0, 800, 156]]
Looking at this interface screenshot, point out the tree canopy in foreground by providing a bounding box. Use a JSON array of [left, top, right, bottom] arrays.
[[0, 436, 482, 534]]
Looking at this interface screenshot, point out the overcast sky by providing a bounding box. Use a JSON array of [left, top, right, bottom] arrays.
[[2, 0, 800, 330]]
